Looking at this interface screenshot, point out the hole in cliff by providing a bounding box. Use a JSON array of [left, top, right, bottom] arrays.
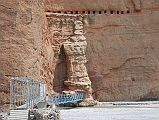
[[88, 11, 91, 14], [132, 77, 135, 81], [111, 11, 113, 14], [93, 11, 96, 14], [57, 11, 61, 13], [71, 11, 73, 14], [75, 11, 78, 14], [121, 11, 124, 14], [82, 11, 86, 14], [127, 10, 130, 14], [53, 45, 67, 93], [99, 11, 102, 14], [46, 10, 51, 12], [135, 9, 141, 12], [104, 10, 107, 13], [117, 11, 119, 14], [64, 11, 67, 14]]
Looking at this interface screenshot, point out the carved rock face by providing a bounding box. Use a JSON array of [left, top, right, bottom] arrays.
[[61, 19, 96, 106], [74, 29, 84, 35], [43, 13, 96, 106], [75, 20, 84, 29]]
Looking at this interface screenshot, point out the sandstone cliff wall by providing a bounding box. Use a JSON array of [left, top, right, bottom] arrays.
[[45, 0, 159, 12], [86, 12, 159, 101], [0, 0, 45, 111], [45, 0, 159, 101], [1, 0, 159, 112]]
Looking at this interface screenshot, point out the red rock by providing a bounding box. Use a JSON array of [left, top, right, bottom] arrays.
[[1, 0, 159, 111], [0, 0, 46, 111]]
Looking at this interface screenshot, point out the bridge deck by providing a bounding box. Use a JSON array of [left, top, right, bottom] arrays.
[[49, 93, 84, 105]]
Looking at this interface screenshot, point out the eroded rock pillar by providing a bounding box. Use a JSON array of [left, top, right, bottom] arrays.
[[63, 20, 96, 106]]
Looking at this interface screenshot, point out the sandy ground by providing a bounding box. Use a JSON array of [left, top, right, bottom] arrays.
[[60, 102, 159, 120]]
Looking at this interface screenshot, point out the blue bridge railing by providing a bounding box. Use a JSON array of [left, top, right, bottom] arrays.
[[49, 93, 84, 105]]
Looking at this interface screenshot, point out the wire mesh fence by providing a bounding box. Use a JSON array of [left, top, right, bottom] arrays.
[[10, 77, 46, 110]]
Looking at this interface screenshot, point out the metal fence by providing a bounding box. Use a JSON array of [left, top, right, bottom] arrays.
[[49, 93, 84, 105], [10, 77, 46, 110]]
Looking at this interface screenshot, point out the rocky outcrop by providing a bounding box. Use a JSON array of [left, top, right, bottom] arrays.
[[45, 0, 159, 102], [45, 13, 96, 106], [0, 0, 46, 111], [1, 0, 159, 111], [32, 109, 60, 120], [63, 20, 96, 106]]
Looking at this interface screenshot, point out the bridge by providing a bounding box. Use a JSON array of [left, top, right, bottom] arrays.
[[10, 77, 84, 109], [49, 93, 84, 105], [8, 77, 84, 120]]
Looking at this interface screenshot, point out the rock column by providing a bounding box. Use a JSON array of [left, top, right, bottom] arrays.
[[63, 20, 96, 106]]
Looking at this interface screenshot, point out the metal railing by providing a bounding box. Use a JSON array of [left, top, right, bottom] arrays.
[[49, 93, 84, 105], [10, 77, 46, 110]]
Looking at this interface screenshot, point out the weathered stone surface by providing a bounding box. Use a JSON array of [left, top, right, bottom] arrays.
[[63, 20, 96, 106], [45, 14, 96, 106], [85, 10, 159, 102], [32, 109, 60, 120], [45, 0, 159, 102], [45, 0, 138, 11], [0, 0, 46, 111], [1, 0, 159, 111]]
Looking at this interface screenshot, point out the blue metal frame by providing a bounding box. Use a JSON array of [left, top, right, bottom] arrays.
[[49, 93, 84, 105]]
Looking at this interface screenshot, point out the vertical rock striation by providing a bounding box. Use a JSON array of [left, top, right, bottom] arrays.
[[0, 0, 46, 111], [63, 20, 96, 106]]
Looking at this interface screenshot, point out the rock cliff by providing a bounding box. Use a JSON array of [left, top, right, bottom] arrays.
[[1, 0, 159, 111], [45, 0, 159, 101], [0, 0, 45, 111]]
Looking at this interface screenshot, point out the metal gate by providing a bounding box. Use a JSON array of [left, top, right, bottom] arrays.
[[10, 77, 46, 110]]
